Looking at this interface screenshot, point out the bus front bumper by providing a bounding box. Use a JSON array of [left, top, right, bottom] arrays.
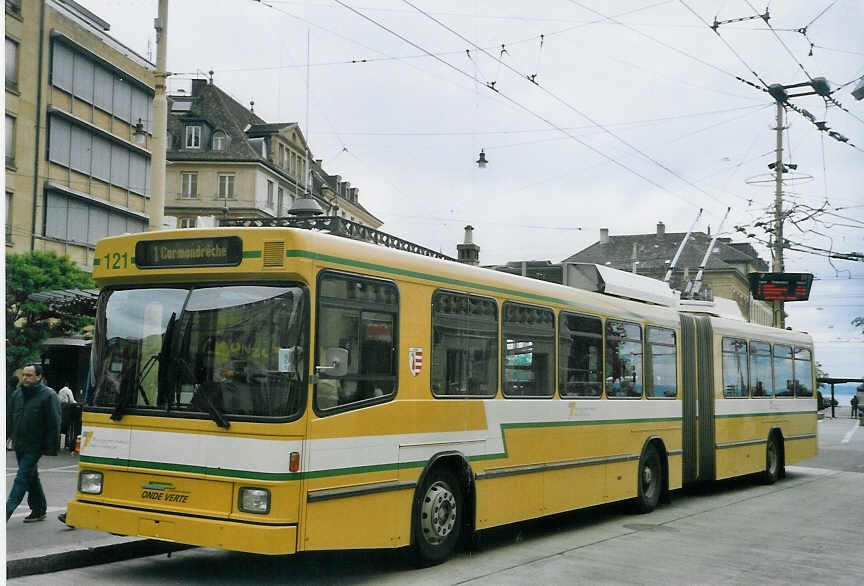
[[65, 501, 297, 555]]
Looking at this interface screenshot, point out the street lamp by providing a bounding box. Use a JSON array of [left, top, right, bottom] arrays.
[[476, 149, 488, 168], [133, 118, 147, 145]]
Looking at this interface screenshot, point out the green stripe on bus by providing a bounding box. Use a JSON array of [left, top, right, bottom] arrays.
[[285, 249, 576, 306], [79, 416, 682, 481], [242, 250, 262, 259], [715, 411, 814, 419]]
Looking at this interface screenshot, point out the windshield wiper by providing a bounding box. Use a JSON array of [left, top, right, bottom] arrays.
[[172, 356, 231, 429]]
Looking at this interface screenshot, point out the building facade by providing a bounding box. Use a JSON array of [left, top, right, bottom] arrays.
[[563, 223, 773, 325], [5, 0, 155, 266], [166, 78, 381, 229]]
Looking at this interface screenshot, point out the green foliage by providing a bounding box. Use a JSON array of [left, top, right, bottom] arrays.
[[5, 251, 95, 378], [815, 362, 828, 389]]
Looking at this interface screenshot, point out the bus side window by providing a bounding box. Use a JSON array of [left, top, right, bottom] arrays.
[[605, 319, 643, 398], [502, 302, 554, 398], [793, 347, 813, 398], [749, 341, 772, 398], [315, 272, 398, 412], [646, 326, 677, 398], [431, 290, 497, 398], [722, 337, 748, 398], [773, 344, 794, 397], [558, 312, 602, 398]]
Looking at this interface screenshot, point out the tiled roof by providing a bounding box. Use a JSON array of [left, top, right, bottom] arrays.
[[562, 231, 769, 276]]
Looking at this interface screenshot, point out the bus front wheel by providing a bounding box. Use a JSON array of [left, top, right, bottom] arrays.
[[412, 468, 463, 566], [636, 443, 662, 514]]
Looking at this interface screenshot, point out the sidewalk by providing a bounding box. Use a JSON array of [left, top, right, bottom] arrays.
[[5, 449, 191, 578]]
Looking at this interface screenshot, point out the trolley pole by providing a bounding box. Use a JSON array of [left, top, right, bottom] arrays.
[[148, 0, 169, 231], [772, 102, 785, 329]]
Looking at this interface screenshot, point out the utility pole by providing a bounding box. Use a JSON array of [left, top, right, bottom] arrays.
[[765, 77, 830, 329], [772, 102, 785, 329], [148, 0, 169, 231]]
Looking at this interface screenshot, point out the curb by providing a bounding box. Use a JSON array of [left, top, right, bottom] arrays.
[[7, 539, 194, 579]]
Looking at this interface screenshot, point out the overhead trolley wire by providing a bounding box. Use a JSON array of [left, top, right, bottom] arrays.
[[332, 0, 716, 211], [403, 0, 732, 208]]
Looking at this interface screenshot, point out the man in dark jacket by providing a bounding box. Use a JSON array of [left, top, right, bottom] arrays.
[[6, 364, 61, 522]]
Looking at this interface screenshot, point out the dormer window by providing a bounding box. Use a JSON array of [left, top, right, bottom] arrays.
[[212, 130, 227, 151], [185, 125, 201, 149]]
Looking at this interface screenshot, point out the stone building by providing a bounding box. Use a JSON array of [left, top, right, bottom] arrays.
[[5, 0, 155, 266], [166, 78, 380, 229]]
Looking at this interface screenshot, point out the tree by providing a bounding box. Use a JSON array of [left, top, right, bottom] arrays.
[[854, 317, 864, 334], [6, 251, 96, 379]]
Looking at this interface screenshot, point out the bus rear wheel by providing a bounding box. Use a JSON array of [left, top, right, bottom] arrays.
[[636, 444, 662, 514], [412, 468, 462, 566], [761, 434, 781, 485]]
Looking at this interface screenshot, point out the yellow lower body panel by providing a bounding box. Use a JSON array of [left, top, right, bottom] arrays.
[[66, 501, 297, 555]]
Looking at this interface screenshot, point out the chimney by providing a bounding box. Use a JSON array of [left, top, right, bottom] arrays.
[[657, 221, 665, 236], [600, 228, 609, 244], [457, 225, 480, 265]]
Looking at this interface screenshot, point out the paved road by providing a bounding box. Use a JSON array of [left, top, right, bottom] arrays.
[[7, 409, 864, 584]]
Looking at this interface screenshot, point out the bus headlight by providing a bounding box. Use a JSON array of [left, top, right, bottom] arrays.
[[238, 487, 270, 514], [79, 471, 103, 494]]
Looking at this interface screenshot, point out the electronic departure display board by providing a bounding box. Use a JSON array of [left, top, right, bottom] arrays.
[[135, 236, 243, 269], [748, 272, 813, 302]]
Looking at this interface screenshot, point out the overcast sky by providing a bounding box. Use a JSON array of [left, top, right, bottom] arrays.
[[78, 0, 864, 381]]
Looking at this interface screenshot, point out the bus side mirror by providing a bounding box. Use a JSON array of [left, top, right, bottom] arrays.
[[316, 347, 349, 377]]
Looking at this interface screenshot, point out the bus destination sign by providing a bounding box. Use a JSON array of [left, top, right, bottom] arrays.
[[135, 236, 243, 269], [748, 272, 813, 302]]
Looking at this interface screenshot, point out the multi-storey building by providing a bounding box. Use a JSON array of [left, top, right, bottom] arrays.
[[166, 78, 381, 229], [5, 0, 155, 266]]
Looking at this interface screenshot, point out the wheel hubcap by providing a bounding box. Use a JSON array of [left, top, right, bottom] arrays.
[[420, 481, 457, 545]]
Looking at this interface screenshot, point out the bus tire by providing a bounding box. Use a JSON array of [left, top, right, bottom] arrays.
[[761, 434, 781, 485], [636, 443, 662, 514], [412, 468, 463, 566]]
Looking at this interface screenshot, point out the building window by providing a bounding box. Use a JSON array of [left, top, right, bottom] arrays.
[[431, 290, 498, 398], [6, 37, 18, 90], [178, 217, 196, 229], [502, 302, 554, 398], [646, 326, 677, 398], [277, 187, 284, 215], [289, 152, 295, 176], [315, 272, 398, 412], [217, 173, 235, 199], [5, 191, 12, 244], [605, 319, 642, 398], [185, 125, 201, 149], [559, 312, 602, 398], [212, 130, 227, 151], [44, 190, 146, 246], [267, 180, 274, 207], [5, 114, 14, 167], [6, 1, 21, 17], [773, 344, 794, 396], [749, 341, 772, 397], [180, 172, 198, 199]]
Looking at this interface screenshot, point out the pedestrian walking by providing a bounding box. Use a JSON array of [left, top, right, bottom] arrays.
[[852, 395, 859, 418], [6, 364, 61, 523]]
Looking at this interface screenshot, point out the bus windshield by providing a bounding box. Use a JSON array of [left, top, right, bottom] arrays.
[[90, 284, 308, 421]]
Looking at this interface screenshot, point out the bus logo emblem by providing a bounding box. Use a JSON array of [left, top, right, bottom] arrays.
[[409, 348, 424, 376]]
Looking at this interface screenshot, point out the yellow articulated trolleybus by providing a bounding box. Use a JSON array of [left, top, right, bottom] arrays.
[[66, 222, 817, 564]]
